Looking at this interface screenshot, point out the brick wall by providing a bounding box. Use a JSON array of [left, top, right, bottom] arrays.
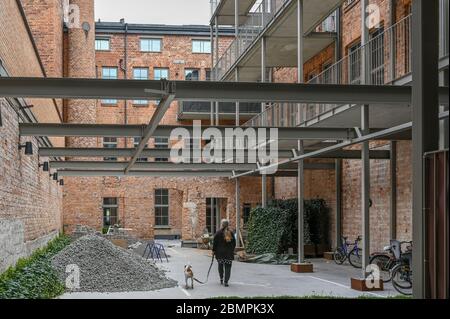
[[0, 0, 63, 271]]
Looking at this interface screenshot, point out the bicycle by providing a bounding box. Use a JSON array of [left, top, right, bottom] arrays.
[[333, 236, 363, 268], [369, 240, 412, 283]]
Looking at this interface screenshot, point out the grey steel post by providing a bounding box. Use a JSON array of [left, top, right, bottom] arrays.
[[210, 23, 215, 123], [298, 140, 305, 263], [412, 0, 440, 299], [235, 0, 239, 57], [262, 174, 267, 208], [360, 0, 370, 277], [235, 68, 240, 126], [261, 36, 267, 113], [215, 16, 220, 125], [235, 177, 241, 247], [389, 0, 397, 82], [335, 159, 342, 248], [297, 0, 305, 264], [390, 141, 397, 240]]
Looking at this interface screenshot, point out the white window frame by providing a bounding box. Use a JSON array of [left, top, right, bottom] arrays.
[[154, 189, 169, 226], [192, 39, 211, 54], [140, 38, 162, 52], [95, 38, 110, 51]]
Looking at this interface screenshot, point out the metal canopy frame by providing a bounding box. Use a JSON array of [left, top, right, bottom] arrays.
[[0, 77, 448, 105]]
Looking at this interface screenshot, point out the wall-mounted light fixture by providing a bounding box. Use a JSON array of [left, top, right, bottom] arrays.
[[39, 161, 49, 172], [19, 141, 33, 155], [52, 172, 58, 181], [59, 179, 64, 186]]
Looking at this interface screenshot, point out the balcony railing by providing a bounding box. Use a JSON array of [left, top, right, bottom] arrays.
[[244, 6, 449, 127], [178, 101, 262, 119]]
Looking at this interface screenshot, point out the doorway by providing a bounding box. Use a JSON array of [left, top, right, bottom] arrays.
[[206, 198, 221, 234]]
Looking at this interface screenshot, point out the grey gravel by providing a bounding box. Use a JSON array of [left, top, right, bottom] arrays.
[[51, 234, 177, 293]]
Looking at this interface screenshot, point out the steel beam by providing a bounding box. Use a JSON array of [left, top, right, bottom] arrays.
[[58, 170, 234, 177], [231, 111, 449, 179], [412, 0, 440, 299], [19, 123, 355, 140], [125, 92, 175, 174], [39, 147, 392, 160], [2, 77, 448, 105], [261, 174, 267, 208], [49, 161, 258, 171]]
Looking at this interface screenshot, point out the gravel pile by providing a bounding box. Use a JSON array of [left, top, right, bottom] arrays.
[[51, 234, 177, 292]]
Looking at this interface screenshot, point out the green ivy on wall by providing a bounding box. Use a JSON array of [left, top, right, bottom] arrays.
[[246, 199, 330, 255]]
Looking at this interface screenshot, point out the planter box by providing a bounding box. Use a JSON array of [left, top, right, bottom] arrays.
[[351, 277, 384, 291], [291, 263, 314, 273]]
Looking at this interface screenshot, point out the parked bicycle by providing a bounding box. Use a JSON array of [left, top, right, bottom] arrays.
[[333, 236, 362, 268], [370, 240, 412, 295]]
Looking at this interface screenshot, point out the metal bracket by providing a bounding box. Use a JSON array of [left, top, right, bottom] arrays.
[[354, 127, 363, 138], [143, 80, 176, 96], [291, 149, 299, 157]]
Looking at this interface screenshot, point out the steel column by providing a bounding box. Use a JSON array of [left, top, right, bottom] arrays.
[[335, 159, 342, 248], [411, 0, 440, 299], [261, 36, 267, 113], [235, 68, 240, 126], [297, 0, 304, 84], [262, 174, 267, 208], [298, 140, 305, 263], [235, 177, 241, 247], [390, 141, 397, 240]]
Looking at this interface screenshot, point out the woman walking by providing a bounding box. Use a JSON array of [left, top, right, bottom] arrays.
[[212, 219, 236, 287]]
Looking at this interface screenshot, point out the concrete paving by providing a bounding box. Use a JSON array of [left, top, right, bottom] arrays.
[[61, 240, 402, 299]]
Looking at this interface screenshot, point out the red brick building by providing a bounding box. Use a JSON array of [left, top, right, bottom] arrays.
[[1, 0, 448, 274]]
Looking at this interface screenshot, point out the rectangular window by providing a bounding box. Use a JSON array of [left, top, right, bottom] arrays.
[[103, 197, 118, 227], [154, 68, 169, 80], [243, 203, 252, 225], [140, 38, 162, 52], [101, 67, 118, 104], [155, 189, 169, 226], [205, 69, 211, 81], [185, 69, 199, 81], [133, 68, 149, 105], [348, 43, 361, 84], [95, 38, 110, 51], [192, 40, 211, 53], [103, 137, 118, 161], [154, 137, 169, 162], [133, 137, 148, 162]]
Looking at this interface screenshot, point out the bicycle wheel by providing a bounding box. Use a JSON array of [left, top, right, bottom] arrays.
[[391, 264, 412, 295], [333, 247, 346, 265], [348, 248, 362, 268], [369, 254, 392, 282]]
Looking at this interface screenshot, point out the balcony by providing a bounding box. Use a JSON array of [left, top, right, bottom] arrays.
[[244, 6, 449, 129], [178, 101, 262, 120], [212, 0, 342, 82]]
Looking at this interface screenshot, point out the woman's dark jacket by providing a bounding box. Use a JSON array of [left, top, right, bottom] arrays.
[[213, 228, 236, 261]]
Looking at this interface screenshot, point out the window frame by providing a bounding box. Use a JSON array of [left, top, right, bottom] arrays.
[[185, 68, 200, 81], [154, 137, 169, 162], [140, 38, 162, 53], [192, 39, 211, 54], [101, 67, 118, 105], [154, 188, 170, 227], [102, 197, 118, 227], [103, 137, 118, 161], [133, 67, 149, 105], [95, 38, 110, 51]]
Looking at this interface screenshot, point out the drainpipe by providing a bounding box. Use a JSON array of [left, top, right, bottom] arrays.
[[122, 21, 128, 148]]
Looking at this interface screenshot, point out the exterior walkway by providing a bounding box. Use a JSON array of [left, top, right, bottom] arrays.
[[61, 240, 401, 299]]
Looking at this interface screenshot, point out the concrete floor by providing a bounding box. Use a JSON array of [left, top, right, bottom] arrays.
[[61, 240, 401, 299]]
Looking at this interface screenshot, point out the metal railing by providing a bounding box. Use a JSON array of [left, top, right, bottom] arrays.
[[178, 101, 262, 117], [213, 0, 290, 80], [244, 6, 449, 128]]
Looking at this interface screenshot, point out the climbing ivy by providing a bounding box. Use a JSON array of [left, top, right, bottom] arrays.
[[246, 199, 330, 255]]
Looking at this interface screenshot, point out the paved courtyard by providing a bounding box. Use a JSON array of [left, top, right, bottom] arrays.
[[61, 240, 402, 299]]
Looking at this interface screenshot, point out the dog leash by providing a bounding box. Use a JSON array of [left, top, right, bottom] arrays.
[[193, 253, 215, 284]]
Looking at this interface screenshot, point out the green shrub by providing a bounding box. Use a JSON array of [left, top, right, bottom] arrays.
[[0, 235, 71, 299], [246, 199, 330, 255]]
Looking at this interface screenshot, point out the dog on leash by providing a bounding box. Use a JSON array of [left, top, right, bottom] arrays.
[[184, 264, 195, 289]]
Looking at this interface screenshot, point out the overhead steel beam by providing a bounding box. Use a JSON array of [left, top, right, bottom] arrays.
[[125, 91, 175, 174], [49, 161, 258, 171], [1, 77, 448, 105], [58, 170, 234, 177], [19, 123, 355, 140], [231, 111, 450, 179], [39, 147, 391, 159]]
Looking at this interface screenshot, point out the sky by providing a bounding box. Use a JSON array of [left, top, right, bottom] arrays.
[[95, 0, 212, 25]]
